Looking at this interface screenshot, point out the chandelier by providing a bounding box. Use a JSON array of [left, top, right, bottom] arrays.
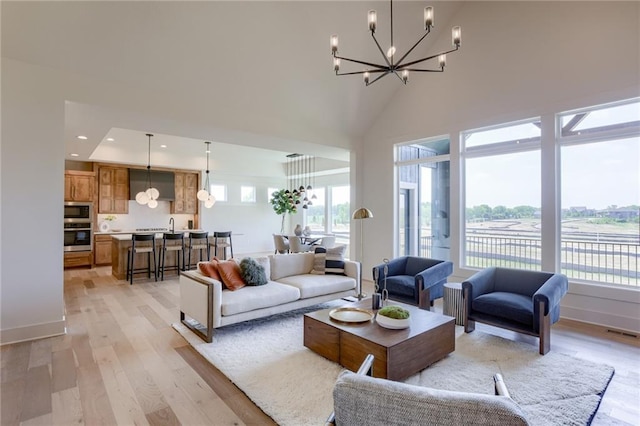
[[285, 153, 316, 210], [330, 0, 461, 86], [196, 141, 216, 208], [135, 133, 159, 209]]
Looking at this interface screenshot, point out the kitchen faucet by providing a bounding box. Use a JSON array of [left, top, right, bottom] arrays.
[[169, 217, 175, 234]]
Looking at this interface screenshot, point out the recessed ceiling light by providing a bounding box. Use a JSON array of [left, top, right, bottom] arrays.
[[106, 137, 115, 142], [70, 153, 79, 157], [77, 135, 88, 140], [160, 144, 167, 148]]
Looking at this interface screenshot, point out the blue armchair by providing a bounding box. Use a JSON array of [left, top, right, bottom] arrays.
[[462, 267, 568, 355], [372, 256, 453, 310]]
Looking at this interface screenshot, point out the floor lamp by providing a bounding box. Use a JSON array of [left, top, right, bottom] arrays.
[[352, 207, 373, 300]]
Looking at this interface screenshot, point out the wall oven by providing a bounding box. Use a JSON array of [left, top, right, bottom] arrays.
[[64, 202, 93, 252]]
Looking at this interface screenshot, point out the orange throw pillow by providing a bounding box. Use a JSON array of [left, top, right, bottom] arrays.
[[198, 260, 221, 281], [217, 260, 246, 291]]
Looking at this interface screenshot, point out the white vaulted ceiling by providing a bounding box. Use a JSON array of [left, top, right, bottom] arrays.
[[2, 1, 463, 166]]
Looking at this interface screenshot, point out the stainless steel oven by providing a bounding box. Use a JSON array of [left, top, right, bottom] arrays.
[[64, 202, 93, 252]]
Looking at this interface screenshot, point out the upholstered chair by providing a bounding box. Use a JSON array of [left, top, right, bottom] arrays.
[[372, 256, 453, 310], [289, 236, 313, 253], [462, 267, 568, 355], [273, 234, 290, 254]]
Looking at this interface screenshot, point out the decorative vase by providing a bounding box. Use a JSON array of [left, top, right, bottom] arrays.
[[303, 226, 311, 236], [294, 224, 303, 236]]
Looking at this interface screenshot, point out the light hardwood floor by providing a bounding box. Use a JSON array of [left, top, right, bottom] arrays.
[[1, 266, 639, 425]]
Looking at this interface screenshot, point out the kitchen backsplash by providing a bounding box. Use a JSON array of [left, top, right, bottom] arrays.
[[97, 201, 194, 231]]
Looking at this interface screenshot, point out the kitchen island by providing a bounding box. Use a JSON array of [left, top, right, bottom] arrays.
[[111, 231, 210, 280]]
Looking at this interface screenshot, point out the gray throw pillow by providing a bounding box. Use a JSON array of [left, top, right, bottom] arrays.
[[240, 257, 268, 286]]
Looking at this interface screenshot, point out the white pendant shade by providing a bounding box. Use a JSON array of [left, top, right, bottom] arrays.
[[135, 191, 149, 205], [197, 189, 209, 201], [146, 187, 159, 200], [204, 195, 216, 208], [148, 199, 158, 209]]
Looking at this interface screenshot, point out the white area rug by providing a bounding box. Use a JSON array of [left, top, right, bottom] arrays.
[[173, 303, 614, 426]]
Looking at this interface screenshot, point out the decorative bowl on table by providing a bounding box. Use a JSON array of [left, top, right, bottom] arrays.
[[376, 305, 411, 329]]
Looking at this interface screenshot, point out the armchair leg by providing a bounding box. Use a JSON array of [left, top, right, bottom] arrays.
[[462, 286, 475, 333], [418, 288, 431, 311], [539, 301, 551, 355]]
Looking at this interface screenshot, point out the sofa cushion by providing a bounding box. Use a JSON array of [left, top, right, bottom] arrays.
[[383, 275, 415, 299], [221, 281, 301, 316], [240, 257, 268, 286], [311, 245, 346, 275], [269, 252, 315, 280], [473, 292, 533, 325], [277, 274, 356, 299], [217, 259, 246, 291]]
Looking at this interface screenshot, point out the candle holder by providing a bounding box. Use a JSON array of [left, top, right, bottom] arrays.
[[372, 267, 382, 310], [382, 258, 390, 307]]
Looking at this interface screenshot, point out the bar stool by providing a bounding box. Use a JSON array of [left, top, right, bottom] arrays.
[[159, 232, 185, 280], [186, 231, 210, 270], [127, 233, 157, 285], [211, 231, 233, 260]]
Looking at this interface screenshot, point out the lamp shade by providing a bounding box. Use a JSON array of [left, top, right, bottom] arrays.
[[352, 207, 373, 220]]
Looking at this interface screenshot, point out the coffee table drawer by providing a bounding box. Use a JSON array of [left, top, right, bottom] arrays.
[[304, 315, 340, 363]]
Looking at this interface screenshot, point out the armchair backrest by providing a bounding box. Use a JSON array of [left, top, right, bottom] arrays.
[[332, 371, 529, 425], [405, 256, 443, 276], [494, 267, 555, 297]]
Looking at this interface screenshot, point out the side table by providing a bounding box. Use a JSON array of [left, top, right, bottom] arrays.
[[443, 282, 464, 326]]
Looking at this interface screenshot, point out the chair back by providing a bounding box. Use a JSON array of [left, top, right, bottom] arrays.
[[320, 235, 336, 248], [188, 231, 209, 247], [131, 233, 156, 253], [273, 234, 290, 253], [289, 236, 312, 253]]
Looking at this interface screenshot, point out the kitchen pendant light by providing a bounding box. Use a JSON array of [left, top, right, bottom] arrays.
[[135, 133, 160, 208], [197, 141, 216, 208]]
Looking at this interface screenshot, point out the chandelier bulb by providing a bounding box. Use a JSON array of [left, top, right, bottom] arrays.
[[333, 57, 340, 72], [452, 26, 461, 47], [135, 191, 149, 205], [148, 199, 158, 209], [197, 189, 209, 201], [331, 35, 339, 54], [402, 70, 409, 84], [364, 71, 370, 85], [424, 7, 434, 30], [368, 10, 377, 32], [386, 46, 396, 58], [439, 54, 446, 69]]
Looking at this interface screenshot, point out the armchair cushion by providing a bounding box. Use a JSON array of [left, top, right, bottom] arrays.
[[473, 292, 533, 326], [384, 276, 415, 299]]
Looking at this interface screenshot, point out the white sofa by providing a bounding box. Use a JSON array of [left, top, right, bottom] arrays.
[[179, 252, 359, 342]]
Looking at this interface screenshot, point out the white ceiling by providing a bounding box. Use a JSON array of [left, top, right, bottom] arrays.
[[2, 1, 463, 171]]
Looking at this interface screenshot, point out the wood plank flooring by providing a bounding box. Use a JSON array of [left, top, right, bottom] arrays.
[[1, 266, 639, 425]]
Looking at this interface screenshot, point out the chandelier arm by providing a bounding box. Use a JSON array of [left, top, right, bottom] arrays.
[[337, 69, 388, 76], [399, 46, 459, 69], [394, 28, 431, 68], [391, 70, 407, 84], [401, 68, 444, 73], [370, 32, 393, 68], [366, 70, 393, 86], [334, 55, 389, 70]]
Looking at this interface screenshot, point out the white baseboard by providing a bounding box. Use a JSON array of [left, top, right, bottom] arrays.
[[0, 319, 66, 346]]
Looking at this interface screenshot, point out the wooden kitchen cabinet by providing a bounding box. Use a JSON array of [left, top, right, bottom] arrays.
[[94, 234, 113, 266], [64, 251, 93, 268], [98, 166, 129, 213], [64, 170, 95, 202], [172, 172, 198, 214]]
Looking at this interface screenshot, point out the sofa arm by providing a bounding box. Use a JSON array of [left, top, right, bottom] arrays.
[[416, 260, 453, 289], [180, 270, 224, 329], [462, 267, 497, 299], [343, 260, 360, 282], [332, 371, 529, 426], [533, 273, 568, 316]]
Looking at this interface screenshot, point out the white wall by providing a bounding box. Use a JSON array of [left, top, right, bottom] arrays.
[[359, 2, 640, 332]]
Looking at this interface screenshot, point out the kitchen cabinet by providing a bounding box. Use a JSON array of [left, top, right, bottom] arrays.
[[94, 234, 113, 265], [64, 251, 93, 268], [172, 172, 198, 214], [64, 170, 95, 202], [98, 166, 129, 213]]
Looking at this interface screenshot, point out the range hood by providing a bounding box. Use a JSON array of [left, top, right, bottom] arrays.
[[129, 169, 176, 200]]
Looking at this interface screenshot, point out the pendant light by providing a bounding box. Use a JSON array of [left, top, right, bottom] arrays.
[[196, 141, 216, 208], [135, 133, 159, 208]]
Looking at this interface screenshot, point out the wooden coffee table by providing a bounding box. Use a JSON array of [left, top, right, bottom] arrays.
[[303, 299, 455, 381]]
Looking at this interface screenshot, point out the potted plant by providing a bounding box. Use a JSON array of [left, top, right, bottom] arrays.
[[376, 305, 411, 329], [270, 189, 300, 234]]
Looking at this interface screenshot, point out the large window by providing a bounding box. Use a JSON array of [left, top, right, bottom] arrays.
[[462, 119, 542, 270], [396, 137, 450, 260], [558, 99, 640, 286], [306, 187, 326, 232]]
